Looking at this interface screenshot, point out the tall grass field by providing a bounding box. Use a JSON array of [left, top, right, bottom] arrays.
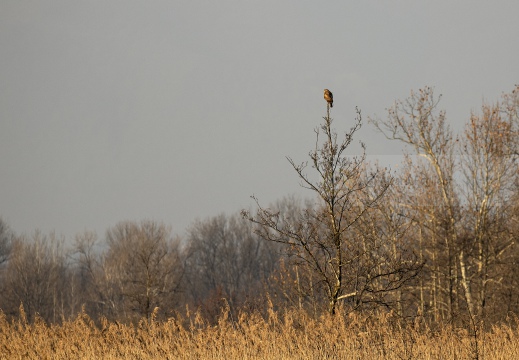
[[1, 305, 519, 359]]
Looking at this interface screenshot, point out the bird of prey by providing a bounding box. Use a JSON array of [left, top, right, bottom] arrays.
[[324, 89, 333, 108]]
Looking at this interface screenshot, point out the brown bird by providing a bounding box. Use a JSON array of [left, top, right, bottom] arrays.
[[324, 89, 333, 107]]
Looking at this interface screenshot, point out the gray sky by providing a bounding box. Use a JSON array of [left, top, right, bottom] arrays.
[[1, 1, 518, 240]]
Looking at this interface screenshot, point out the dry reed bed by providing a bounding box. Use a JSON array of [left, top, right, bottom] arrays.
[[1, 306, 519, 359]]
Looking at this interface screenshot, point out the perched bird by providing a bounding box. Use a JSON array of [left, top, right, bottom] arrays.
[[324, 89, 333, 108]]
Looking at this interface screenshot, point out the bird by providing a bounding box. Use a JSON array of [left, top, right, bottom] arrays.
[[324, 89, 333, 108]]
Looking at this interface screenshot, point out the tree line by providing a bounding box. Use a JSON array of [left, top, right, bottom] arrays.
[[1, 85, 518, 327]]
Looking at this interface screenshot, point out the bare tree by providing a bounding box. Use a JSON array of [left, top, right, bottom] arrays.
[[184, 213, 280, 319], [459, 98, 519, 322], [370, 87, 466, 321], [0, 218, 12, 265], [70, 231, 105, 319], [102, 220, 184, 321], [2, 232, 68, 323], [243, 105, 420, 314], [370, 85, 519, 325], [350, 165, 427, 317], [259, 196, 324, 314], [387, 156, 450, 321]]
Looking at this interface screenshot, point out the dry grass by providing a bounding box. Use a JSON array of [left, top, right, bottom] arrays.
[[1, 305, 519, 359]]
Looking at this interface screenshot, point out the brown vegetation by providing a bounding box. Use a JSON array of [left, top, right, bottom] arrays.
[[2, 305, 519, 359]]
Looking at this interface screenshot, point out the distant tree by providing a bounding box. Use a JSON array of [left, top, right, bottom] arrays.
[[258, 197, 323, 314], [0, 218, 13, 317], [70, 231, 104, 318], [2, 232, 68, 323], [102, 221, 184, 321], [243, 104, 421, 314], [184, 213, 280, 320], [0, 218, 12, 265]]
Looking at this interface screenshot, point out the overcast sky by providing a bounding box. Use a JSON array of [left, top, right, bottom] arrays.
[[1, 1, 518, 240]]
